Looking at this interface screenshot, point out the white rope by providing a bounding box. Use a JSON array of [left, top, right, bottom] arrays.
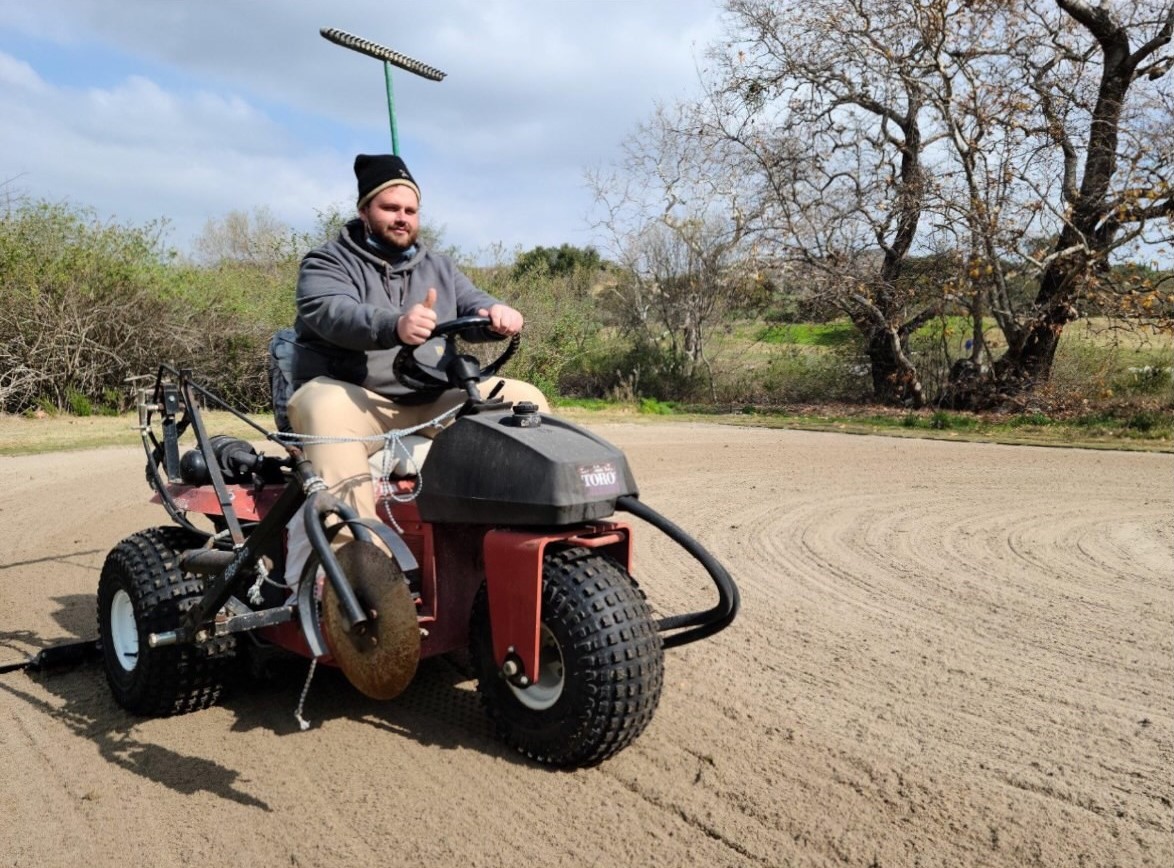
[[246, 559, 271, 606], [293, 657, 318, 731], [271, 404, 460, 451], [272, 403, 461, 529]]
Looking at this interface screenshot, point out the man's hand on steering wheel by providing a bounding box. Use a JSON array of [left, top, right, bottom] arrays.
[[399, 292, 524, 346], [479, 303, 524, 337], [392, 313, 521, 394]]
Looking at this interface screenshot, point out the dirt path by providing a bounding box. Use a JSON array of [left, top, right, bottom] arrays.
[[1, 424, 1170, 867]]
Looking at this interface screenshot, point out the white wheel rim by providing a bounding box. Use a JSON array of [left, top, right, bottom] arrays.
[[510, 624, 564, 711], [109, 589, 139, 672]]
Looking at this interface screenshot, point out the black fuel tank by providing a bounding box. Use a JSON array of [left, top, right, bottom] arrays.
[[415, 405, 639, 525]]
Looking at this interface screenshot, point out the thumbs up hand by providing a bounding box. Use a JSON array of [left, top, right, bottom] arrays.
[[397, 288, 438, 345]]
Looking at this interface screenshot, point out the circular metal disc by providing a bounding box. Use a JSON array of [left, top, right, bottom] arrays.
[[321, 540, 420, 700]]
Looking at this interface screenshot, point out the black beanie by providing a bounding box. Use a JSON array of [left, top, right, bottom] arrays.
[[355, 154, 421, 208]]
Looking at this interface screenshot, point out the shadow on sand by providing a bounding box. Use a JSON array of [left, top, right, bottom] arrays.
[[1, 594, 532, 809]]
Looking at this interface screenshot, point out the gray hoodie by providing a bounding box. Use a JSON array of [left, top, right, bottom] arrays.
[[291, 219, 500, 399]]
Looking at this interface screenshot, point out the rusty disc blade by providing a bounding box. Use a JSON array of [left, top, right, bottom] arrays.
[[321, 539, 420, 700]]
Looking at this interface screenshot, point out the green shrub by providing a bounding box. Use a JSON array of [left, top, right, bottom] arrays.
[[929, 410, 980, 430], [65, 389, 93, 417], [1115, 364, 1173, 395], [1009, 411, 1053, 427], [468, 260, 606, 400], [638, 397, 676, 415], [560, 338, 704, 402], [1126, 410, 1160, 432], [715, 345, 871, 405]]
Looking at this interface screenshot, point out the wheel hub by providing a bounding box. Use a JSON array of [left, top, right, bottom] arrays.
[[109, 589, 139, 672], [508, 624, 564, 711]]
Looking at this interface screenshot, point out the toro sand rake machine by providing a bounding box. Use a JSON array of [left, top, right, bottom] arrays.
[[93, 317, 739, 767]]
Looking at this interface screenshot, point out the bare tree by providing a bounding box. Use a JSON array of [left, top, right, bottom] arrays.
[[980, 0, 1174, 403], [588, 104, 756, 394], [193, 206, 299, 267], [699, 0, 1173, 407], [915, 1, 1174, 406], [698, 0, 951, 406]]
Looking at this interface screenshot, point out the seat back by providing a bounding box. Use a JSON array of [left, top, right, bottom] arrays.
[[268, 328, 298, 434]]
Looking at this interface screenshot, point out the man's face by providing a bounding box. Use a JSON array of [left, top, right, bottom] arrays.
[[361, 184, 420, 250]]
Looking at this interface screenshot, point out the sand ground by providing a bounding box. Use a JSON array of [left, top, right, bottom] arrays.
[[1, 423, 1171, 867]]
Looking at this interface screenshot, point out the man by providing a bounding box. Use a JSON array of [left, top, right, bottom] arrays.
[[286, 153, 548, 530]]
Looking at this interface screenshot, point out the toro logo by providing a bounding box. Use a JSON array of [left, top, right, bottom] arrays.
[[578, 461, 622, 496]]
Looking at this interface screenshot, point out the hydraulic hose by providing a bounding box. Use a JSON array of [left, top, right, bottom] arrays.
[[615, 495, 740, 648]]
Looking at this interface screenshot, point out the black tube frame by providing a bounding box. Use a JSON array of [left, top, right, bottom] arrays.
[[136, 366, 405, 650], [616, 495, 741, 648]]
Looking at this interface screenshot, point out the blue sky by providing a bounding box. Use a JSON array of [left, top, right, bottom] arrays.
[[0, 0, 722, 260]]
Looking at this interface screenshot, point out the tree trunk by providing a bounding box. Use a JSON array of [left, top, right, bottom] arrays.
[[866, 325, 925, 408], [941, 2, 1155, 410], [991, 260, 1079, 387]]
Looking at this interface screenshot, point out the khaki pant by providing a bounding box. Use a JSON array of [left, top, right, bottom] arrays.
[[286, 376, 549, 523]]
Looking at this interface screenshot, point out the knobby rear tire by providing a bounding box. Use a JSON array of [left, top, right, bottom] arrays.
[[97, 526, 237, 716]]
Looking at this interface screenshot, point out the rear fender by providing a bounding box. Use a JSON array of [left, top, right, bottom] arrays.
[[482, 522, 631, 682], [152, 484, 284, 522]]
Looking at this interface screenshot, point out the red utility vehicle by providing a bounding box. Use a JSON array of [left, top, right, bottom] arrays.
[[97, 319, 739, 767]]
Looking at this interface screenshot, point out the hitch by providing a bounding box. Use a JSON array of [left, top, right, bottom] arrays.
[[0, 639, 101, 675]]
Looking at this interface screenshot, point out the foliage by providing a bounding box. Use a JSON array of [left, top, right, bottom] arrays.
[[587, 103, 757, 386], [193, 206, 308, 266], [512, 244, 603, 278], [466, 257, 606, 397], [715, 345, 872, 405], [0, 198, 291, 413], [0, 199, 173, 412], [2, 194, 1167, 446], [680, 0, 1174, 407], [548, 335, 700, 403]]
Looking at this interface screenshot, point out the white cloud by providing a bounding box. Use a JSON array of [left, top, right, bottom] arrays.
[[0, 1, 723, 256], [0, 51, 45, 92]]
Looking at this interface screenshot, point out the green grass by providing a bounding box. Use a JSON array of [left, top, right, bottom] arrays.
[[758, 321, 857, 347], [3, 401, 1170, 457], [552, 397, 614, 412], [561, 401, 1172, 451], [0, 411, 268, 456]]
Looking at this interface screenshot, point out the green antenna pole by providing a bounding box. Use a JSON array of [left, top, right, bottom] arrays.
[[319, 28, 446, 157], [384, 61, 399, 155]]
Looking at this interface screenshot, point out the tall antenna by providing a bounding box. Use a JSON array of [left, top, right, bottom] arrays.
[[320, 27, 447, 155]]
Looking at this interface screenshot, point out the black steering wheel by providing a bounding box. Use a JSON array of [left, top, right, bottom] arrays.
[[392, 315, 520, 394]]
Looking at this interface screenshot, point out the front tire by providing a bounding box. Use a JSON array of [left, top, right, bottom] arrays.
[[472, 546, 664, 767], [97, 527, 236, 716]]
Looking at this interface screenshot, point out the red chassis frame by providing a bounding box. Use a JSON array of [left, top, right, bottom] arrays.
[[157, 481, 633, 684]]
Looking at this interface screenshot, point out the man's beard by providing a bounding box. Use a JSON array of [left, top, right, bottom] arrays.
[[380, 223, 417, 250]]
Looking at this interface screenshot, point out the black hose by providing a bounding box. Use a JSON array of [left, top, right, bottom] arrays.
[[615, 495, 740, 648]]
